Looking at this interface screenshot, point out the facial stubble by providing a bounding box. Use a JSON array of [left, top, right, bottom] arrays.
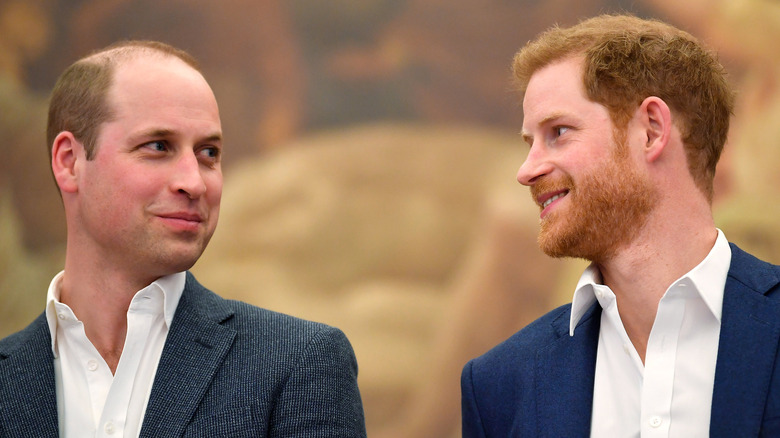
[[533, 143, 658, 263]]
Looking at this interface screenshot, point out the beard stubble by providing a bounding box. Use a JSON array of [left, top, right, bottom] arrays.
[[532, 140, 658, 263]]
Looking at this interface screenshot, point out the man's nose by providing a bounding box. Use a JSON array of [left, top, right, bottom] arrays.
[[172, 151, 207, 198], [516, 145, 552, 186]]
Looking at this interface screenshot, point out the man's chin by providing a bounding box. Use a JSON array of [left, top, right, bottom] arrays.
[[538, 228, 622, 263], [539, 228, 598, 261], [538, 230, 574, 259], [538, 221, 573, 257], [149, 243, 208, 275], [539, 240, 578, 259]]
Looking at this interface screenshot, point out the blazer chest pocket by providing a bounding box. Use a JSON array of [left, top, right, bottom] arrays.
[[183, 406, 264, 438]]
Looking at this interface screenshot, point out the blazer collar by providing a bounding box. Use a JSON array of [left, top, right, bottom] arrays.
[[534, 302, 601, 437], [0, 314, 59, 437], [710, 244, 780, 436], [139, 272, 237, 437]]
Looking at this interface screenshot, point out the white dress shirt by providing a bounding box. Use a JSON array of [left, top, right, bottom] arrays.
[[45, 272, 185, 438], [569, 230, 731, 438]]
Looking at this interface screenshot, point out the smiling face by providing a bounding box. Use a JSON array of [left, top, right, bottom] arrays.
[[72, 53, 223, 282], [517, 57, 657, 262]]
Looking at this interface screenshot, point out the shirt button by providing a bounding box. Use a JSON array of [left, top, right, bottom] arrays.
[[87, 359, 99, 371], [595, 290, 604, 299], [649, 416, 663, 428], [623, 344, 631, 355], [104, 421, 115, 434], [57, 313, 66, 320]]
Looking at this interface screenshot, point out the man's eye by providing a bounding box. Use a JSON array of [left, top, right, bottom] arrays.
[[554, 126, 570, 137], [144, 140, 167, 152], [200, 147, 220, 159]]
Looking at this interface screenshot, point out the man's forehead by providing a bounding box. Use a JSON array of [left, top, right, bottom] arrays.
[[107, 55, 209, 104], [522, 58, 588, 117], [99, 53, 220, 135]]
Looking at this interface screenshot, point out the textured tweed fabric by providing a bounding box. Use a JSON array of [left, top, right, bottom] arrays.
[[0, 272, 366, 437]]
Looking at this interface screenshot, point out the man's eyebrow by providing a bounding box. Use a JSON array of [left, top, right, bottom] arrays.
[[538, 111, 567, 127], [128, 128, 176, 143], [202, 133, 223, 144], [138, 128, 175, 139], [130, 129, 223, 144]]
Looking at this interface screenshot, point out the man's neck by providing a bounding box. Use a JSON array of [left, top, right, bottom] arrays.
[[58, 262, 159, 374], [595, 214, 718, 362]]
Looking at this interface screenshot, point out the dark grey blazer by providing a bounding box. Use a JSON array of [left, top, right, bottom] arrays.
[[0, 272, 367, 437]]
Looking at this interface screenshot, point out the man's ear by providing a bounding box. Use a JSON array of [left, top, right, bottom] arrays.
[[639, 96, 672, 163], [51, 132, 83, 194]]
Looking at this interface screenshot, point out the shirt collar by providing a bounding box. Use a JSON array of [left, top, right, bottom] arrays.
[[680, 229, 731, 321], [570, 264, 601, 336], [569, 229, 731, 336], [45, 271, 186, 356]]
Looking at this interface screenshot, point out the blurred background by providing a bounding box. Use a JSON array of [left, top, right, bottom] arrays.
[[1, 0, 779, 436]]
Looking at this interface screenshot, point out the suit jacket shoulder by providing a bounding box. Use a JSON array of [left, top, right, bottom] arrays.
[[467, 302, 573, 379], [710, 244, 780, 436], [0, 314, 59, 437], [141, 272, 367, 437], [461, 302, 600, 437]]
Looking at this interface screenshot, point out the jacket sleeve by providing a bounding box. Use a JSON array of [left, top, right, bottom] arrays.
[[269, 325, 367, 437]]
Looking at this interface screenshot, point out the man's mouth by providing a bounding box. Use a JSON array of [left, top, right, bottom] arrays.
[[162, 212, 203, 222], [152, 209, 207, 233], [542, 192, 566, 209], [537, 189, 569, 209]]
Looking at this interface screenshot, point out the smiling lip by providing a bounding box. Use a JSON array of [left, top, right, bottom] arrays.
[[536, 189, 568, 217], [157, 212, 204, 231], [160, 212, 203, 222]]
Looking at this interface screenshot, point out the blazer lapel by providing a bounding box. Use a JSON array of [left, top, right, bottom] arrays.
[[139, 274, 237, 437], [710, 244, 780, 437], [0, 315, 59, 437], [535, 303, 600, 437]]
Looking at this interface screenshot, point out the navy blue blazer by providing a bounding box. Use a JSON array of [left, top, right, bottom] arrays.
[[462, 244, 780, 437], [0, 273, 367, 437]]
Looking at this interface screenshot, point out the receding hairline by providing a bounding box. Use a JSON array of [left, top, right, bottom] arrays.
[[78, 40, 202, 73]]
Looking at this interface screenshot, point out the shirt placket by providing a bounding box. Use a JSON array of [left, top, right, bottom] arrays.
[[96, 292, 162, 438], [640, 291, 685, 438]]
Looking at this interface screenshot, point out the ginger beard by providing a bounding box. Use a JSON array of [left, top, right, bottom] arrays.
[[532, 136, 658, 263]]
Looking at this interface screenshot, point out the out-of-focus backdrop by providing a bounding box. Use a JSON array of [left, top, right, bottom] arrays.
[[2, 0, 779, 436]]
